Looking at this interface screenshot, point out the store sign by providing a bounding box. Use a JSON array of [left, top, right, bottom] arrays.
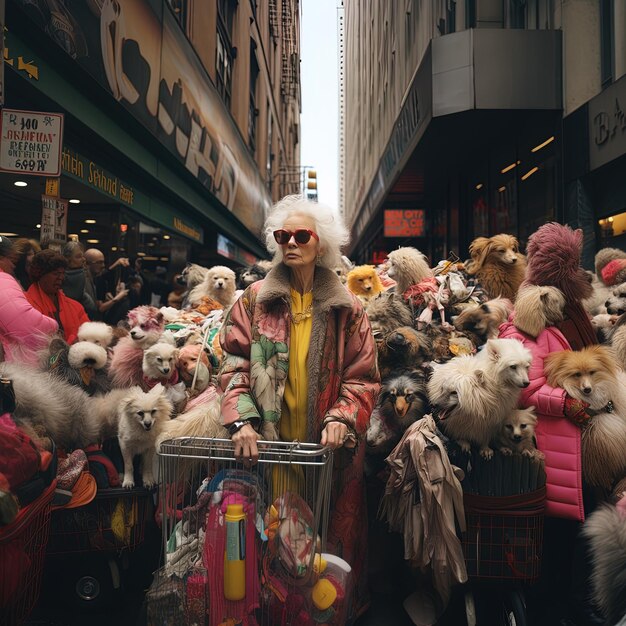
[[589, 75, 626, 171], [62, 147, 135, 207], [0, 108, 63, 176], [172, 217, 203, 243], [15, 0, 271, 234], [384, 209, 426, 238], [217, 234, 257, 266], [40, 195, 68, 245]]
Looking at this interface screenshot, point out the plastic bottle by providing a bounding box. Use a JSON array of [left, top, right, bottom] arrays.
[[224, 503, 246, 600]]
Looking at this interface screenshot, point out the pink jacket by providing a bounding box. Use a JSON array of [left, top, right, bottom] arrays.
[[499, 320, 584, 521], [0, 271, 58, 366]]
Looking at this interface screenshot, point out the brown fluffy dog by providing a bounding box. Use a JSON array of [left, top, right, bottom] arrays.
[[453, 297, 513, 345], [545, 345, 626, 488], [494, 407, 543, 460], [346, 265, 384, 304], [377, 327, 432, 379], [467, 234, 527, 302]]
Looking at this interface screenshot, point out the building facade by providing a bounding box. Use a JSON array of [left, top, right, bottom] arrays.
[[0, 0, 301, 271], [342, 0, 625, 268]]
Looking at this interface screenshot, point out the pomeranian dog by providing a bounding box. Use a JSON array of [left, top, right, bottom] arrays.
[[126, 306, 165, 348], [544, 345, 626, 489], [366, 370, 428, 457], [466, 234, 526, 302], [188, 265, 237, 308], [77, 321, 114, 348], [494, 407, 543, 459], [346, 265, 384, 304], [428, 338, 532, 458], [142, 342, 179, 384], [116, 384, 173, 489], [453, 297, 513, 345]]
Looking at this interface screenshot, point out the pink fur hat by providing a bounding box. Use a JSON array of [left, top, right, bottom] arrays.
[[601, 258, 626, 287], [523, 222, 592, 302]]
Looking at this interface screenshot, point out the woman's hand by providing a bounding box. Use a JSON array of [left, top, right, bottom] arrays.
[[321, 421, 348, 449], [232, 423, 261, 464]]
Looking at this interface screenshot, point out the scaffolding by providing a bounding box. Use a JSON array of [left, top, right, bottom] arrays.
[[281, 0, 299, 99]]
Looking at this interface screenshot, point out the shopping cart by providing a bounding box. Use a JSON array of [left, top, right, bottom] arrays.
[[0, 481, 56, 626], [151, 437, 339, 626], [455, 450, 546, 626]]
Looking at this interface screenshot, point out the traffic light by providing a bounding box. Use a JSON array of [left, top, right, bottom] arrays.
[[306, 169, 318, 202]]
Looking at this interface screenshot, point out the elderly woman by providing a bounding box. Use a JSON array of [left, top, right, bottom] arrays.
[[26, 249, 89, 344], [218, 195, 380, 617], [61, 240, 97, 318], [0, 235, 58, 364]]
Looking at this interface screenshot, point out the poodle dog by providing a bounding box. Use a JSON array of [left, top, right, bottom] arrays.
[[582, 496, 626, 626], [109, 306, 165, 388], [545, 345, 626, 489], [493, 407, 543, 459], [466, 234, 526, 302], [428, 338, 532, 458], [188, 265, 237, 308], [386, 247, 433, 295], [346, 265, 384, 304], [238, 262, 269, 290], [453, 297, 513, 345], [77, 321, 114, 348], [365, 292, 414, 340], [377, 327, 432, 379], [366, 370, 428, 458], [116, 384, 173, 489]]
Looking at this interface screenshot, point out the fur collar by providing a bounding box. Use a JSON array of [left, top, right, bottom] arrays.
[[257, 263, 353, 311]]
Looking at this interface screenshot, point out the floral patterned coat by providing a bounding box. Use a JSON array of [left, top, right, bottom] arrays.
[[218, 263, 380, 616]]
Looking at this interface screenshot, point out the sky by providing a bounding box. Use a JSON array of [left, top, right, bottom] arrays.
[[300, 0, 339, 210]]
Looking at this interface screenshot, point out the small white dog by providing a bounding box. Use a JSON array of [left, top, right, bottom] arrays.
[[77, 321, 114, 348], [117, 384, 173, 489], [605, 282, 626, 316], [142, 343, 179, 384], [428, 338, 532, 458], [187, 265, 237, 308]]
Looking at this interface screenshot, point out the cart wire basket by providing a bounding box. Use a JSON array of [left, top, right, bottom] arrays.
[[0, 481, 56, 626], [151, 437, 335, 626], [47, 487, 153, 555], [461, 487, 546, 584]]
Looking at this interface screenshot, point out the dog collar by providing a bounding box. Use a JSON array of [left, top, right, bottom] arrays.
[[588, 400, 614, 416]]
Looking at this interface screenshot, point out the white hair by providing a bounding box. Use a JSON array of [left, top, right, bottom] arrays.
[[264, 195, 350, 270]]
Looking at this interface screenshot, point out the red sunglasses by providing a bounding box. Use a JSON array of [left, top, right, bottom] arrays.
[[273, 228, 319, 245]]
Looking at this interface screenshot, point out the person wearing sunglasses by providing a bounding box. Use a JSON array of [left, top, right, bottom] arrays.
[[218, 195, 380, 619]]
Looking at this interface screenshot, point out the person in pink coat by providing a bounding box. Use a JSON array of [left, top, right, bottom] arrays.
[[499, 223, 603, 626], [0, 235, 58, 365]]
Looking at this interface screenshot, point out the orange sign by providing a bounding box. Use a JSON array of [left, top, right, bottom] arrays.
[[384, 209, 426, 238]]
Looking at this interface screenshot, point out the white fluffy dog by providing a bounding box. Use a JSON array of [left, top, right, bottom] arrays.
[[77, 321, 114, 348], [428, 338, 532, 458], [116, 384, 173, 489], [605, 282, 626, 316], [187, 265, 237, 308], [142, 343, 179, 383], [386, 247, 433, 295], [0, 362, 128, 450]]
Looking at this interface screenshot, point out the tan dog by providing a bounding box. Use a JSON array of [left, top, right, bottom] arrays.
[[346, 265, 384, 304], [545, 345, 626, 489], [467, 234, 527, 301], [494, 407, 543, 459], [453, 297, 513, 345]]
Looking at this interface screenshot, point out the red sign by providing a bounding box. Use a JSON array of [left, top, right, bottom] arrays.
[[384, 209, 426, 238]]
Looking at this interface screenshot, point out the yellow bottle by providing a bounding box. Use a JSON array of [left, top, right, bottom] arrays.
[[224, 504, 246, 600]]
